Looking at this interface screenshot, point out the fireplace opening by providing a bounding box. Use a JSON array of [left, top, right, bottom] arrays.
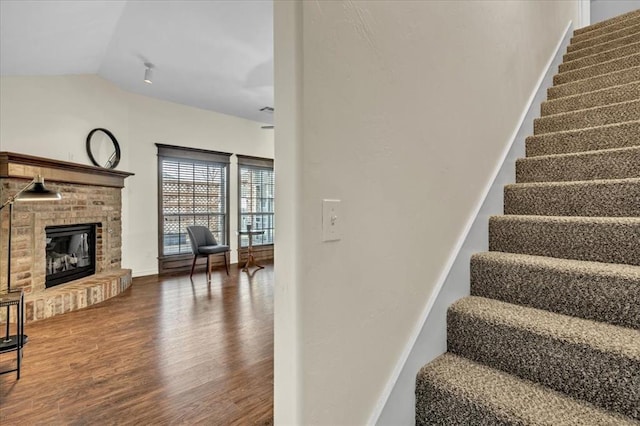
[[45, 224, 97, 288]]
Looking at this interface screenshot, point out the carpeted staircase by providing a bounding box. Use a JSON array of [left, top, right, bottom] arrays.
[[416, 10, 640, 425]]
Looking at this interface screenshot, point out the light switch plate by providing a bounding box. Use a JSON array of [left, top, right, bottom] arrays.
[[322, 199, 341, 242]]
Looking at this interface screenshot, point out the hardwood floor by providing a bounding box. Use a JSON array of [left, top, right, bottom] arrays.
[[0, 264, 273, 425]]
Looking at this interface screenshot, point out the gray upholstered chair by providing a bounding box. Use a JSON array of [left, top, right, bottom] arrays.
[[186, 225, 230, 277]]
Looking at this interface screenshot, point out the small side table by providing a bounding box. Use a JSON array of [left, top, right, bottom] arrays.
[[0, 289, 27, 379], [238, 230, 265, 272]]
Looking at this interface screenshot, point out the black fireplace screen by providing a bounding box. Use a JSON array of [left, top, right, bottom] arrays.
[[45, 224, 96, 288]]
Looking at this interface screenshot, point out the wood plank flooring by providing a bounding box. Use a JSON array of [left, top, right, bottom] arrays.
[[0, 264, 273, 425]]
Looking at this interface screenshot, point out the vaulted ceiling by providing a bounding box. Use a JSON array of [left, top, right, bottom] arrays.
[[0, 0, 274, 124]]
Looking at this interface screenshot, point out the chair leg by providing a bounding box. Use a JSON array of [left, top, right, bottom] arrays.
[[190, 255, 197, 278], [223, 252, 229, 275], [206, 255, 211, 281]]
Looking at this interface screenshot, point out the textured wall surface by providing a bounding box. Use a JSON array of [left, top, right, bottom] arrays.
[[274, 1, 580, 424]]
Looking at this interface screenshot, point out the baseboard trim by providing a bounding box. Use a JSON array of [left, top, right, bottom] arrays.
[[369, 20, 574, 426]]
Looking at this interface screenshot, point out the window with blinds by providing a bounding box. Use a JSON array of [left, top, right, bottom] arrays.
[[157, 144, 231, 257], [237, 155, 274, 248]]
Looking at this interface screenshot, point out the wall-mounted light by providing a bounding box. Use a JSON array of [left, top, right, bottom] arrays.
[[144, 62, 154, 84]]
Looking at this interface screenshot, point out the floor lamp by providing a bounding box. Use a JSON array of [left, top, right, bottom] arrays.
[[1, 175, 61, 349], [1, 175, 62, 292]]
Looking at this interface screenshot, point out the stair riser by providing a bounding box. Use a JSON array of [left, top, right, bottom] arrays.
[[568, 23, 640, 53], [574, 9, 640, 36], [571, 15, 640, 44], [560, 43, 640, 73], [517, 148, 640, 182], [554, 53, 640, 85], [549, 66, 640, 99], [470, 255, 640, 329], [415, 382, 512, 426], [565, 33, 640, 62], [534, 101, 640, 135], [526, 121, 640, 156], [504, 180, 640, 217], [541, 82, 640, 115], [489, 218, 640, 265], [447, 311, 640, 419]]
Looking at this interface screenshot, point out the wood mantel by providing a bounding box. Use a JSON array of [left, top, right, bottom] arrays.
[[0, 151, 134, 188]]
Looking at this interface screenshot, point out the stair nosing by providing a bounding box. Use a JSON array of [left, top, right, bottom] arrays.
[[527, 119, 640, 139], [566, 32, 640, 59], [489, 214, 640, 224], [541, 81, 640, 116], [549, 66, 640, 99], [505, 177, 640, 189], [555, 52, 640, 84], [536, 98, 640, 121], [472, 251, 640, 280], [560, 41, 640, 72], [543, 80, 640, 105], [568, 23, 640, 54], [519, 145, 640, 161]]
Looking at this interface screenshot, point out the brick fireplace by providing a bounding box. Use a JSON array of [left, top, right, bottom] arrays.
[[1, 152, 133, 322]]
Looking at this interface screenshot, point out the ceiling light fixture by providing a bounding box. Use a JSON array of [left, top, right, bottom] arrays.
[[144, 62, 154, 84]]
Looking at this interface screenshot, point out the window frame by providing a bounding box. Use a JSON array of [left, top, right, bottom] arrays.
[[156, 144, 231, 270], [237, 155, 274, 249]]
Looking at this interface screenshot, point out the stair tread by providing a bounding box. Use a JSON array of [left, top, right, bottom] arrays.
[[565, 32, 640, 62], [471, 251, 640, 329], [560, 42, 640, 73], [526, 120, 640, 156], [521, 145, 640, 161], [549, 65, 640, 99], [504, 178, 640, 216], [506, 176, 640, 188], [569, 23, 640, 53], [534, 99, 640, 134], [489, 215, 640, 266], [572, 15, 640, 44], [473, 251, 640, 278], [575, 9, 640, 36], [518, 145, 640, 182], [491, 213, 640, 223], [570, 16, 640, 45], [541, 81, 640, 115], [504, 177, 640, 216], [537, 98, 640, 120], [450, 296, 640, 358], [554, 52, 640, 85], [417, 353, 638, 426]]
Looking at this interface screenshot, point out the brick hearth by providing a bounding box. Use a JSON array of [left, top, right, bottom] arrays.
[[1, 152, 133, 322]]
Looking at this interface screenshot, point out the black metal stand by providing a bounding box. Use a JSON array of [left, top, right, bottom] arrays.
[[0, 290, 27, 379]]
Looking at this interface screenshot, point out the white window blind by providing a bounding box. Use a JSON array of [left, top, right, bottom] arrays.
[[157, 144, 230, 257], [237, 155, 274, 248]]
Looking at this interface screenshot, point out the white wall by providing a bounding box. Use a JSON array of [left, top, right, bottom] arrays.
[[376, 22, 574, 425], [0, 74, 274, 276], [273, 1, 302, 425], [274, 1, 579, 424], [591, 0, 640, 23]]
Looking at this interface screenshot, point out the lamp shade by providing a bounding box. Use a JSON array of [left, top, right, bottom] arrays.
[[14, 176, 61, 202]]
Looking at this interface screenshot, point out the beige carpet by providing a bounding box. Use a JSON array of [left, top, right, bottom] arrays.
[[416, 9, 640, 425]]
